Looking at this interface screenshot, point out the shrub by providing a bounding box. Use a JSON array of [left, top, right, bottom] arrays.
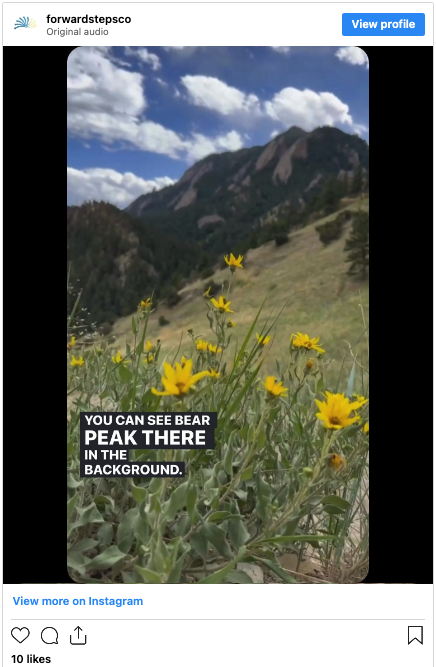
[[274, 234, 289, 247], [158, 315, 170, 326], [316, 216, 345, 246]]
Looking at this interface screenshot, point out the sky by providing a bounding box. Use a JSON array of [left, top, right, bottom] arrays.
[[67, 46, 369, 208]]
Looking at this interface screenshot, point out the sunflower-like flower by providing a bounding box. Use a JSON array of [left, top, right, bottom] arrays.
[[256, 333, 271, 346], [327, 453, 347, 470], [139, 298, 152, 309], [210, 295, 234, 313], [305, 358, 314, 371], [208, 343, 223, 355], [227, 319, 236, 328], [363, 422, 369, 435], [67, 336, 76, 350], [209, 369, 220, 378], [145, 340, 155, 352], [152, 360, 210, 397], [353, 393, 369, 407], [203, 286, 212, 299], [144, 354, 154, 364], [196, 339, 209, 352], [70, 355, 84, 367], [224, 253, 243, 270], [315, 392, 363, 429], [264, 376, 288, 398], [292, 332, 325, 354], [112, 351, 130, 364]]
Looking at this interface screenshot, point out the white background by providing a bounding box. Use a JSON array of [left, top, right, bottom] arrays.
[[3, 584, 434, 665], [2, 2, 433, 46]]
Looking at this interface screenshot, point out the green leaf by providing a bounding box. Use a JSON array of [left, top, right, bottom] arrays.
[[223, 442, 234, 476], [196, 547, 246, 584], [321, 495, 351, 511], [252, 557, 299, 583], [256, 534, 336, 546], [87, 545, 126, 571], [347, 362, 356, 398], [224, 570, 254, 583], [67, 492, 79, 519], [241, 465, 254, 481], [190, 530, 208, 560], [118, 364, 132, 383], [228, 518, 250, 548], [135, 566, 163, 584], [131, 483, 147, 504], [117, 508, 138, 553], [69, 538, 98, 553], [163, 481, 189, 521], [323, 504, 345, 515], [203, 522, 234, 559], [186, 484, 199, 522]]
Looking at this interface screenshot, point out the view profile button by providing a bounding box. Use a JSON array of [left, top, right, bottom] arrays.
[[342, 13, 425, 36], [408, 626, 423, 645]]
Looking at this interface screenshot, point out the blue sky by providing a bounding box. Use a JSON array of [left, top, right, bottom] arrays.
[[67, 46, 369, 208]]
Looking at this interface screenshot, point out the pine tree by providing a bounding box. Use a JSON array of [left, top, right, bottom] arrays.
[[351, 165, 363, 196], [344, 211, 369, 280], [322, 175, 342, 215]]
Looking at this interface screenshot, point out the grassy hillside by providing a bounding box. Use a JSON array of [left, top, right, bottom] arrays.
[[111, 197, 369, 379]]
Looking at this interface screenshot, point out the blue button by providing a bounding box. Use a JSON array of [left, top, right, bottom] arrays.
[[342, 13, 425, 36]]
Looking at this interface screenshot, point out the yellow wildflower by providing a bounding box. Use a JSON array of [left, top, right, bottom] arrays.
[[203, 286, 212, 299], [316, 392, 362, 429], [224, 253, 243, 270], [363, 422, 369, 435], [196, 339, 209, 352], [151, 359, 210, 397], [181, 355, 187, 365], [210, 295, 234, 313], [292, 332, 325, 354], [256, 333, 271, 346], [209, 369, 220, 378], [353, 393, 369, 407], [145, 340, 154, 352], [144, 354, 154, 364], [327, 453, 347, 470], [112, 351, 130, 364], [139, 298, 152, 309], [264, 376, 288, 397], [70, 355, 84, 367], [305, 358, 314, 371], [208, 343, 223, 355], [227, 319, 236, 328], [67, 336, 76, 350]]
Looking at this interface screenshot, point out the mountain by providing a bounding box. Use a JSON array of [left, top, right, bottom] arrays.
[[126, 125, 368, 223], [67, 126, 368, 324]]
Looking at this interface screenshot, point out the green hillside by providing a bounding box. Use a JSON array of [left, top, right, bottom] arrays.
[[110, 197, 369, 378]]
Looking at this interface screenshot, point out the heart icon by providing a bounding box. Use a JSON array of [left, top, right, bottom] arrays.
[[11, 627, 30, 643]]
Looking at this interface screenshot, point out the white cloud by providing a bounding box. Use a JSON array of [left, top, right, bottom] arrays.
[[270, 46, 291, 54], [124, 46, 161, 71], [67, 167, 175, 207], [335, 47, 369, 69], [270, 130, 279, 138], [185, 130, 243, 162], [265, 87, 353, 131], [181, 75, 261, 116], [67, 47, 244, 162], [155, 77, 168, 87]]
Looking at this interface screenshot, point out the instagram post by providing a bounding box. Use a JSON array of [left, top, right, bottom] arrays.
[[1, 2, 434, 666], [66, 45, 369, 585]]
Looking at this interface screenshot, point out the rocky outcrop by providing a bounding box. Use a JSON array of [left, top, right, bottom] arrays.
[[273, 138, 307, 184]]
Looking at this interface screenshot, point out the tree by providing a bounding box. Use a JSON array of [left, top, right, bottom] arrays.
[[344, 211, 369, 280], [351, 165, 363, 196], [321, 175, 343, 215]]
